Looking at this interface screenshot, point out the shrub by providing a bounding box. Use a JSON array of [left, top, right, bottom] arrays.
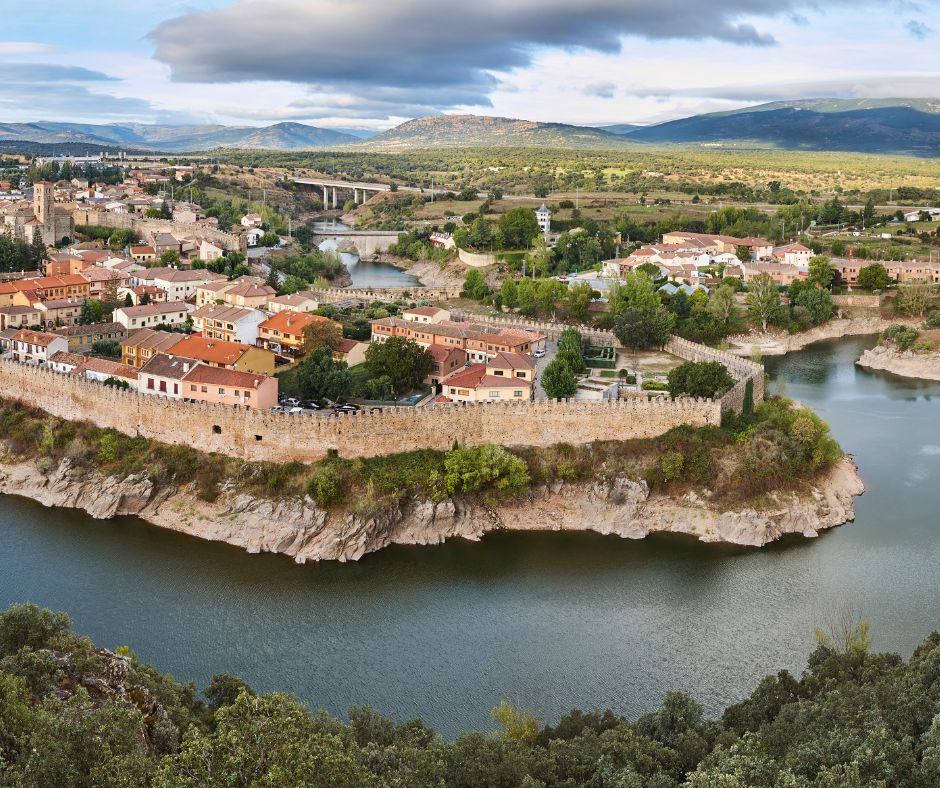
[[442, 444, 530, 495], [660, 452, 685, 482], [0, 603, 71, 657], [881, 324, 920, 351], [667, 361, 735, 399], [306, 465, 342, 507], [642, 380, 669, 391]]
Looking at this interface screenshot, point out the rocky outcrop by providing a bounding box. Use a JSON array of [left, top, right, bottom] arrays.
[[857, 345, 940, 381], [728, 317, 916, 357], [0, 455, 864, 562]]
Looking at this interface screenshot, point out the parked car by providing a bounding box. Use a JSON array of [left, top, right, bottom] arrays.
[[368, 407, 383, 414], [287, 406, 304, 416], [533, 349, 546, 359], [270, 405, 285, 414], [303, 401, 322, 411], [333, 404, 360, 414], [284, 397, 301, 407]]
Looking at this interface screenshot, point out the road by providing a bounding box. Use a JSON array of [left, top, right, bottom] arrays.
[[533, 342, 559, 401]]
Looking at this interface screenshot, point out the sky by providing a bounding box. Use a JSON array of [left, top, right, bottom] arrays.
[[1, 0, 939, 131]]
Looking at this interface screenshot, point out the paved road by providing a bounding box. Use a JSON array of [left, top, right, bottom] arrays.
[[534, 342, 559, 400]]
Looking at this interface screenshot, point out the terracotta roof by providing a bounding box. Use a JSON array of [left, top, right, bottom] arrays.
[[48, 351, 86, 367], [131, 246, 155, 255], [336, 338, 363, 353], [167, 335, 251, 366], [260, 310, 331, 335], [225, 282, 276, 299], [139, 353, 202, 380], [10, 330, 63, 347], [488, 351, 536, 371], [182, 364, 271, 390], [404, 306, 447, 317], [77, 357, 139, 380], [191, 304, 258, 323], [445, 364, 533, 390], [118, 301, 190, 319], [427, 344, 463, 362], [51, 322, 126, 337], [123, 328, 182, 353]]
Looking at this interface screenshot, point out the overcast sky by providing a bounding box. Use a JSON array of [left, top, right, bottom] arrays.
[[2, 0, 939, 130]]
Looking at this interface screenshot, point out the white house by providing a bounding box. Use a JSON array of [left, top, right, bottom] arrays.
[[113, 301, 192, 330], [245, 227, 264, 247], [535, 204, 551, 239], [200, 239, 226, 262], [8, 330, 69, 365]]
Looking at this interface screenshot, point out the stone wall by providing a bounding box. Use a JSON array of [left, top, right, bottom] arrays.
[[665, 337, 765, 413], [450, 312, 617, 345], [0, 359, 721, 464], [832, 294, 881, 308], [458, 249, 497, 268], [72, 209, 245, 253], [313, 285, 464, 303]]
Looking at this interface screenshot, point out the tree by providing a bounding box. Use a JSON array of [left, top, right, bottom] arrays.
[[123, 292, 134, 308], [794, 287, 833, 325], [259, 231, 280, 247], [863, 196, 876, 227], [807, 255, 834, 289], [78, 299, 105, 325], [107, 228, 135, 252], [301, 320, 343, 354], [541, 357, 578, 400], [295, 347, 351, 402], [565, 282, 594, 322], [557, 327, 586, 373], [746, 273, 782, 331], [614, 307, 675, 368], [667, 361, 735, 399], [896, 279, 931, 317], [499, 278, 518, 309], [708, 284, 739, 332], [526, 236, 552, 277], [365, 337, 434, 397], [462, 269, 489, 301], [857, 263, 891, 291], [609, 271, 660, 317], [736, 245, 752, 263], [160, 249, 180, 267], [140, 292, 152, 306], [497, 208, 540, 250]]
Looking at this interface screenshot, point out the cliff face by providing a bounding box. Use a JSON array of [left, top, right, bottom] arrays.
[[729, 317, 911, 357], [0, 456, 864, 563], [857, 345, 940, 381]]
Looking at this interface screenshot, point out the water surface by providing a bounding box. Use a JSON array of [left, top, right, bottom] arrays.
[[2, 335, 940, 737]]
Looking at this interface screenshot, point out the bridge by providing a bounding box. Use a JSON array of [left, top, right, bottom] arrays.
[[314, 228, 402, 257], [293, 177, 391, 209]]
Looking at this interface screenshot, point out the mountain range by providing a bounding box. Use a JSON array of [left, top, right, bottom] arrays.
[[2, 99, 940, 155]]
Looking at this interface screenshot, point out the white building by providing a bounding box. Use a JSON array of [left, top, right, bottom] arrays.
[[535, 204, 552, 239], [114, 301, 192, 331]]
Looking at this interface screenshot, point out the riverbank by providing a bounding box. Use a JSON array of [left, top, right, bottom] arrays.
[[727, 316, 914, 357], [370, 252, 467, 288], [0, 453, 863, 562], [857, 345, 940, 381]]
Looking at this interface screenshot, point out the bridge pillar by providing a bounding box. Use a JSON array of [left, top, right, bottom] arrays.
[[332, 187, 338, 209], [322, 186, 329, 207]]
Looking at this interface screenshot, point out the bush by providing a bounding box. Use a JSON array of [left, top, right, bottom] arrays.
[[0, 603, 71, 657], [306, 465, 342, 507], [667, 361, 735, 399], [642, 380, 669, 391], [442, 445, 530, 495], [881, 324, 920, 351]]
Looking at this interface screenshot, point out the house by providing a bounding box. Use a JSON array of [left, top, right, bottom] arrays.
[[172, 203, 203, 224], [151, 232, 181, 256], [535, 204, 552, 239], [134, 268, 227, 302], [167, 334, 276, 375], [429, 232, 455, 250], [118, 285, 168, 305], [75, 357, 140, 389], [440, 352, 535, 403], [80, 266, 132, 300], [738, 263, 805, 286], [332, 338, 369, 367], [241, 214, 263, 228], [0, 274, 90, 302], [773, 243, 813, 268], [35, 298, 85, 327], [245, 228, 264, 247], [222, 280, 276, 309], [370, 316, 539, 362], [50, 322, 127, 352], [426, 345, 467, 389], [8, 329, 69, 365], [199, 240, 226, 262], [121, 328, 182, 368], [196, 279, 237, 306], [181, 364, 277, 411], [113, 301, 192, 330], [401, 306, 451, 324], [131, 245, 157, 263], [258, 310, 338, 357], [48, 350, 86, 374], [191, 304, 268, 345], [0, 305, 42, 331], [139, 353, 201, 399], [266, 293, 319, 314]]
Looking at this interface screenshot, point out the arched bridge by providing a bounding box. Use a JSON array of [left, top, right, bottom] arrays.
[[314, 228, 402, 257]]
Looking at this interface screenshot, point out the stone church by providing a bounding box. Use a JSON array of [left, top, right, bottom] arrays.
[[0, 181, 74, 247]]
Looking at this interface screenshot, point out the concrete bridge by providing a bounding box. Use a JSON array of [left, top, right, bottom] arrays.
[[294, 177, 391, 209], [314, 228, 402, 257]]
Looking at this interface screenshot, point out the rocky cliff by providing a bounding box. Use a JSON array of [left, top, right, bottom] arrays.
[[857, 345, 940, 381], [728, 316, 913, 357], [0, 455, 864, 562]]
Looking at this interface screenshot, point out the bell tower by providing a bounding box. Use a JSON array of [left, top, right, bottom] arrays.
[[33, 181, 54, 226]]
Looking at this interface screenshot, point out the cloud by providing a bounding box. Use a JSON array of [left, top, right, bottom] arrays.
[[627, 74, 940, 102], [0, 63, 117, 83], [906, 19, 935, 37], [583, 81, 617, 99], [0, 41, 56, 55], [0, 83, 157, 118], [149, 0, 856, 116]]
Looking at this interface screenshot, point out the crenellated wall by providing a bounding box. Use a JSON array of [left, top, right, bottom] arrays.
[[0, 359, 722, 463], [72, 210, 245, 253]]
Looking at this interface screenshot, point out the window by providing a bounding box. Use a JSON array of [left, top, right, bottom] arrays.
[[201, 385, 207, 393], [147, 378, 154, 390], [514, 391, 523, 398], [489, 391, 500, 398], [219, 388, 225, 395], [191, 385, 197, 392]]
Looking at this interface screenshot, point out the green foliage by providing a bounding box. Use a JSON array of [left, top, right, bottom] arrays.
[[793, 287, 833, 326], [461, 268, 489, 300], [491, 700, 540, 743], [442, 444, 530, 495], [541, 357, 578, 400], [806, 255, 834, 289], [91, 339, 122, 358], [295, 347, 352, 403], [0, 603, 71, 658], [306, 464, 343, 507], [497, 207, 540, 249], [857, 262, 891, 290], [667, 362, 736, 399], [746, 273, 784, 331], [881, 324, 921, 351], [896, 280, 933, 317], [365, 337, 433, 397]]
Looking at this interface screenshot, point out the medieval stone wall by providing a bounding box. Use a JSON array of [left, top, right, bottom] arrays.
[[0, 359, 721, 463], [72, 210, 245, 253]]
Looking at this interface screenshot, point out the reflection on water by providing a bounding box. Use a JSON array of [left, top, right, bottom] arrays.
[[2, 335, 940, 737]]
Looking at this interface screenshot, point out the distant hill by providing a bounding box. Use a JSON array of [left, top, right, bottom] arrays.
[[0, 121, 358, 152], [361, 114, 627, 149], [598, 123, 643, 136], [619, 99, 940, 154]]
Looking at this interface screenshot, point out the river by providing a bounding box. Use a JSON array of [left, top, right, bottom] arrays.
[[313, 220, 419, 288], [2, 335, 940, 738]]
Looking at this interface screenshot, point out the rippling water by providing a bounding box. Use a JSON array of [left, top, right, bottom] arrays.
[[2, 335, 940, 737]]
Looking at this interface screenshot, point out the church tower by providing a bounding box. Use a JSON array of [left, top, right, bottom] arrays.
[[33, 181, 54, 227]]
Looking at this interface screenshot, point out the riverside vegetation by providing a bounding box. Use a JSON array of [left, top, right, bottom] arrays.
[[0, 390, 841, 516], [1, 602, 940, 786]]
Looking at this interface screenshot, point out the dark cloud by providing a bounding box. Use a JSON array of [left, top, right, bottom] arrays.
[[906, 19, 935, 37], [149, 0, 860, 112]]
